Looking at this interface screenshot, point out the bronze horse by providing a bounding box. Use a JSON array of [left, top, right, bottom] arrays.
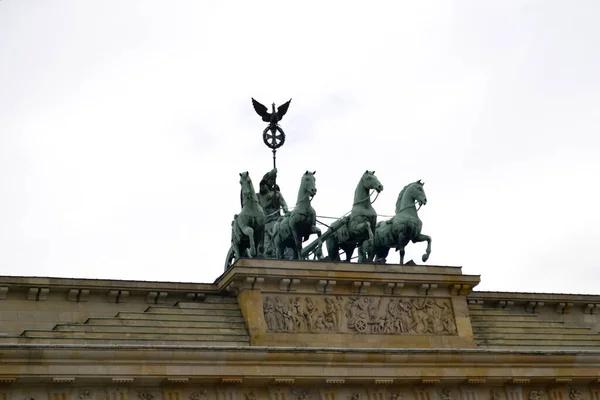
[[326, 171, 383, 262], [271, 171, 321, 259], [368, 180, 431, 264], [230, 172, 265, 260]]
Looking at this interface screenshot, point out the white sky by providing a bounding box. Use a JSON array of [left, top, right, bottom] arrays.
[[1, 1, 599, 293]]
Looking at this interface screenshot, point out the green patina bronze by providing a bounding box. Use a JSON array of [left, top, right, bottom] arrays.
[[258, 168, 289, 257], [271, 171, 322, 260], [326, 171, 383, 263], [223, 99, 433, 267], [367, 180, 432, 265], [229, 172, 265, 263]]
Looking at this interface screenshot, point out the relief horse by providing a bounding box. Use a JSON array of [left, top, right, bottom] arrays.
[[326, 170, 383, 262], [231, 171, 265, 260], [368, 180, 431, 264], [272, 171, 321, 259]]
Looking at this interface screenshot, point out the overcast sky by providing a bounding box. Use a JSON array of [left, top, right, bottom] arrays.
[[1, 1, 599, 293]]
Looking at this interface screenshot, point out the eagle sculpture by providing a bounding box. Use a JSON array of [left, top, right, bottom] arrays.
[[251, 98, 292, 130]]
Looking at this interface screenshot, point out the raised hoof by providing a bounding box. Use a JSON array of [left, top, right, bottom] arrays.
[[422, 253, 429, 262]]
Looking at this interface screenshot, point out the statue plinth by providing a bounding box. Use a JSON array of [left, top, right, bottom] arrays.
[[218, 259, 480, 348]]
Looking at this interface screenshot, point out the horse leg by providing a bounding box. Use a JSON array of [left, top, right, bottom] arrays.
[[412, 233, 432, 262], [397, 233, 408, 265], [344, 244, 355, 262], [375, 246, 390, 264], [291, 226, 302, 260], [326, 238, 340, 262], [399, 248, 406, 265], [358, 221, 374, 263], [357, 240, 368, 263], [257, 225, 265, 258], [276, 236, 286, 260], [241, 226, 256, 257], [232, 242, 241, 260]]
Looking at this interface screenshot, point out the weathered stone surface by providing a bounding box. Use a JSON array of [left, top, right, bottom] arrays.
[[1, 259, 600, 390]]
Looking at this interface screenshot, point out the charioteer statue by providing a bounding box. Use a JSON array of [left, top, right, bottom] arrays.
[[258, 168, 289, 257]]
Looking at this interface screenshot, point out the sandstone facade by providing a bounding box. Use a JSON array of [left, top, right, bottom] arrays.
[[1, 260, 600, 399]]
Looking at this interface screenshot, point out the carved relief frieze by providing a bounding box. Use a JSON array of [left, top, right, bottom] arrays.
[[262, 294, 457, 335], [189, 392, 208, 400], [76, 392, 91, 400], [529, 392, 544, 400], [291, 390, 312, 400], [440, 389, 453, 400], [569, 391, 582, 400]]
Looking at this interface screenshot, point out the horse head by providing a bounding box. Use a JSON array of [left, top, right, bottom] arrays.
[[362, 170, 384, 193], [411, 180, 427, 207], [301, 170, 317, 197], [395, 180, 427, 213], [239, 171, 258, 204]]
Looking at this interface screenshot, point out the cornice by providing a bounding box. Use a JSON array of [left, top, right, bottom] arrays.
[[1, 344, 600, 384]]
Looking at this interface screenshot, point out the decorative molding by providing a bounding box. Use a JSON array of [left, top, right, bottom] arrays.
[[385, 282, 404, 295], [272, 378, 295, 385], [555, 378, 572, 384], [107, 290, 129, 303], [68, 289, 89, 302], [497, 300, 514, 309], [555, 302, 573, 314], [374, 379, 394, 385], [452, 284, 472, 295], [325, 378, 345, 384], [185, 293, 206, 302], [263, 294, 457, 335], [112, 377, 134, 383], [467, 378, 486, 384], [227, 277, 265, 295], [421, 379, 440, 385], [280, 279, 300, 292], [352, 281, 371, 295], [27, 287, 49, 301], [146, 291, 168, 304], [316, 280, 336, 293], [221, 378, 243, 384], [418, 283, 438, 295], [512, 378, 530, 384], [52, 377, 75, 383], [166, 378, 189, 383], [584, 303, 599, 314], [525, 301, 544, 313]]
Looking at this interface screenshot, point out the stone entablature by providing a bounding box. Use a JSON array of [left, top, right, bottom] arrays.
[[3, 260, 600, 386], [1, 382, 600, 400], [468, 291, 600, 316]]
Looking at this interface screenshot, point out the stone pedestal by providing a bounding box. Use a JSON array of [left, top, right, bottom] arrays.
[[220, 259, 480, 348]]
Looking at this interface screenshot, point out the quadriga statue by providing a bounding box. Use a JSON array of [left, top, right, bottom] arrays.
[[366, 180, 432, 264], [271, 171, 322, 259]]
